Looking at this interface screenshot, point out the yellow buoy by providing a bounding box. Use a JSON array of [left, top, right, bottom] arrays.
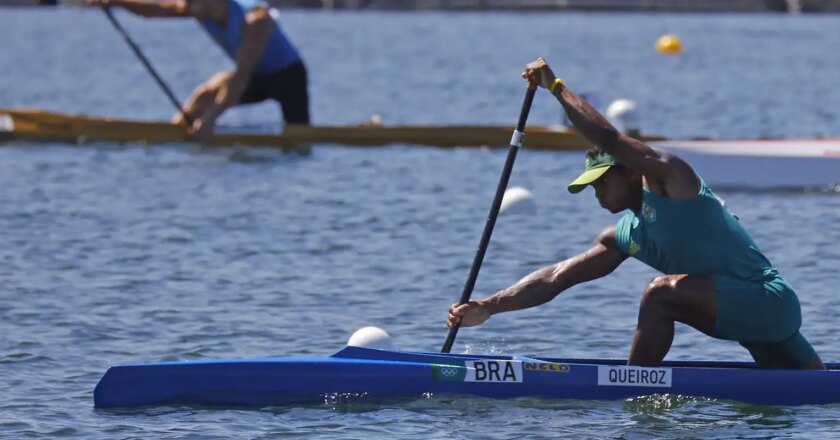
[[655, 34, 683, 55]]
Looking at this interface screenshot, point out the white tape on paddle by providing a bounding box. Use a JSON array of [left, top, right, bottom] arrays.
[[510, 130, 524, 147]]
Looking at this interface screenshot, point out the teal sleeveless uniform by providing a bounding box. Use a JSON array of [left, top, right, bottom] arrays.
[[615, 180, 817, 368]]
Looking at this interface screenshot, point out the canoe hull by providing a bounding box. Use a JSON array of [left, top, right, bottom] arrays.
[[93, 346, 840, 408], [1, 108, 642, 151], [654, 139, 840, 188], [4, 108, 837, 188]]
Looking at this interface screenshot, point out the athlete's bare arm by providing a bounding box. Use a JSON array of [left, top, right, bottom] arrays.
[[87, 0, 189, 17], [523, 58, 700, 199], [448, 227, 628, 327]]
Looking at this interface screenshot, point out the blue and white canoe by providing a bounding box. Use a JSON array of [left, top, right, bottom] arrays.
[[93, 346, 840, 408]]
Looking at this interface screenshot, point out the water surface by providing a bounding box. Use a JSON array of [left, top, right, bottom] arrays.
[[1, 7, 839, 439]]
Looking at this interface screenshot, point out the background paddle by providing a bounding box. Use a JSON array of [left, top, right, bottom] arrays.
[[442, 84, 537, 353], [101, 6, 193, 126]]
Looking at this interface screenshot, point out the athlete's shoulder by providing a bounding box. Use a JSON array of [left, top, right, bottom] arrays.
[[649, 148, 701, 199]]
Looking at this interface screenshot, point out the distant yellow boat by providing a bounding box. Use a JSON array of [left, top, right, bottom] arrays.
[[0, 108, 665, 151]]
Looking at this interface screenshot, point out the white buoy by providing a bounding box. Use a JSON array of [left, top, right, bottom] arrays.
[[500, 186, 536, 215], [347, 326, 393, 350], [606, 99, 639, 134]]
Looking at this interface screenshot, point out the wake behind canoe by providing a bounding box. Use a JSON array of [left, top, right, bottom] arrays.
[[94, 346, 840, 408]]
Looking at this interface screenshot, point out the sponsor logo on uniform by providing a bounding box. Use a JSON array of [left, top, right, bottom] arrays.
[[597, 366, 671, 388], [432, 360, 523, 383], [641, 203, 657, 223], [629, 238, 641, 255], [523, 362, 570, 373]]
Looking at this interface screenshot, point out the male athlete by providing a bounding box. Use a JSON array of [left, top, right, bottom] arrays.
[[89, 0, 309, 139], [448, 58, 824, 369]]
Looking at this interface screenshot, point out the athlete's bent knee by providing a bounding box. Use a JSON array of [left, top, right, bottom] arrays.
[[639, 276, 677, 318], [642, 276, 676, 303]]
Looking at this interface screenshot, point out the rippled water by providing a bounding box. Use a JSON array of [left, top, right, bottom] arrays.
[[1, 7, 839, 439]]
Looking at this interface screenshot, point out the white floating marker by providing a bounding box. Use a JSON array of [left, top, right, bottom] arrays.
[[606, 99, 639, 134], [500, 186, 535, 215], [347, 326, 393, 350]]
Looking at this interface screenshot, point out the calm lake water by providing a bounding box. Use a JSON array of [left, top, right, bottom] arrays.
[[1, 6, 839, 439]]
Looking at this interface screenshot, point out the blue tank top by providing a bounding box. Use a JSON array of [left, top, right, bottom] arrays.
[[200, 0, 301, 76], [615, 180, 778, 281]]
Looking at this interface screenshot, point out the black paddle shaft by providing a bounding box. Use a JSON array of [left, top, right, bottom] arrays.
[[441, 85, 537, 353], [102, 7, 193, 125]]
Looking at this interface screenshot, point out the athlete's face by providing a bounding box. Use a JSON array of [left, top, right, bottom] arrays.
[[591, 167, 636, 213]]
